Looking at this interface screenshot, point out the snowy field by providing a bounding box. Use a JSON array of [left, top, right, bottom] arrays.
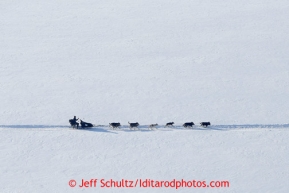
[[1, 125, 289, 193], [1, 0, 289, 192]]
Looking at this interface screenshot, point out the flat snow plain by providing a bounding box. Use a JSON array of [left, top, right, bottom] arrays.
[[1, 125, 289, 193], [1, 0, 289, 192]]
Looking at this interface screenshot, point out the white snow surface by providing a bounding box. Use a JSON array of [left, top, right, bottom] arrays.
[[1, 126, 289, 193], [1, 0, 289, 192]]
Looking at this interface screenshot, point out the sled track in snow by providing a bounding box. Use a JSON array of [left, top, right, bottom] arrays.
[[0, 124, 289, 131]]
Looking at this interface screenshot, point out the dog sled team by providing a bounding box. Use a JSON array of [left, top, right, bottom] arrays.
[[108, 121, 211, 130], [69, 116, 210, 130]]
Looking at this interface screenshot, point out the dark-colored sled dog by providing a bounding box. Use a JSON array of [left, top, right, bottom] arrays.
[[200, 122, 211, 127], [109, 122, 121, 129], [165, 122, 174, 127], [183, 122, 194, 128], [128, 122, 139, 129]]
